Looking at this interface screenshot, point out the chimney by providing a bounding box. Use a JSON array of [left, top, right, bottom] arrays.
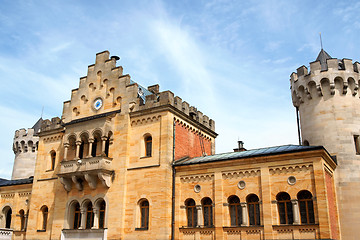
[[234, 141, 246, 152]]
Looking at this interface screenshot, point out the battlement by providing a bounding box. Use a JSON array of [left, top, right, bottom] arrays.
[[137, 85, 215, 132], [290, 57, 360, 107], [40, 117, 62, 132], [13, 128, 39, 155]]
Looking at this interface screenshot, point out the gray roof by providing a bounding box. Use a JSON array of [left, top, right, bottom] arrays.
[[174, 145, 327, 166], [0, 177, 33, 187], [130, 79, 153, 104], [316, 49, 332, 71]]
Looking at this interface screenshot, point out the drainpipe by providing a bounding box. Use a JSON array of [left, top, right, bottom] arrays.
[[296, 107, 302, 145], [171, 120, 176, 240]]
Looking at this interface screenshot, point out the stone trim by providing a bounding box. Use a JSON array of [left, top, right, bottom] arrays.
[[180, 173, 214, 183], [269, 164, 313, 175], [222, 169, 260, 179]]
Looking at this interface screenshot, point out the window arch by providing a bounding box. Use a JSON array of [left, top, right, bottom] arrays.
[[73, 202, 81, 229], [40, 205, 48, 231], [3, 206, 12, 229], [277, 192, 293, 224], [79, 133, 89, 159], [19, 209, 25, 231], [298, 190, 315, 224], [185, 199, 197, 227], [247, 194, 260, 226], [139, 199, 149, 229], [85, 202, 94, 229], [67, 136, 77, 160], [92, 131, 102, 157], [104, 132, 112, 157], [228, 195, 242, 226], [202, 197, 213, 227], [145, 135, 152, 157], [50, 151, 56, 170]]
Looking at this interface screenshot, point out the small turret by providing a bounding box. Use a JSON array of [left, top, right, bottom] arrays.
[[12, 118, 43, 180]]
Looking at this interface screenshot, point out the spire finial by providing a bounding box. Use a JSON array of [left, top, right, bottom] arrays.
[[319, 32, 323, 50]]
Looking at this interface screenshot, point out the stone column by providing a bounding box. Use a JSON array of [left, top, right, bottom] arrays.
[[75, 141, 81, 160], [80, 208, 86, 229], [241, 202, 248, 226], [291, 199, 300, 225], [88, 139, 94, 158], [24, 212, 28, 230], [92, 207, 99, 229], [196, 205, 203, 226], [260, 167, 273, 239], [101, 136, 107, 156], [63, 143, 69, 161]]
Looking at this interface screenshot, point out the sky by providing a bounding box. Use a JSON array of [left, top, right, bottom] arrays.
[[1, 0, 360, 179]]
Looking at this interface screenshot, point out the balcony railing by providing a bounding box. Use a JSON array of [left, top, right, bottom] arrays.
[[61, 228, 107, 240], [58, 156, 114, 191]]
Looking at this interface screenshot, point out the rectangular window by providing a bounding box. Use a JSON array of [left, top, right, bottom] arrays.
[[354, 135, 360, 155]]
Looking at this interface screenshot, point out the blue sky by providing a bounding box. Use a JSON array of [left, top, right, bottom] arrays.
[[1, 0, 360, 179]]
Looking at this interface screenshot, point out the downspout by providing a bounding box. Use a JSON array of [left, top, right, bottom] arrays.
[[171, 120, 176, 240], [296, 107, 302, 145]]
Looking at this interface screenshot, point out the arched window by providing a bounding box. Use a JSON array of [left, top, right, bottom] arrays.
[[50, 151, 56, 170], [298, 190, 315, 224], [185, 199, 197, 227], [277, 192, 293, 224], [68, 136, 76, 160], [145, 136, 152, 157], [104, 132, 112, 157], [40, 206, 48, 231], [73, 202, 81, 229], [91, 132, 102, 157], [98, 200, 106, 229], [19, 209, 25, 231], [228, 195, 242, 226], [140, 199, 149, 229], [86, 202, 94, 229], [4, 207, 12, 229], [247, 194, 260, 226], [202, 197, 213, 227]]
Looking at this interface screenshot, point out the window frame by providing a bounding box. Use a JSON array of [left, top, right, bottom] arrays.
[[228, 195, 242, 226], [298, 190, 315, 224], [139, 199, 149, 230], [185, 199, 197, 228], [247, 194, 260, 226], [276, 192, 293, 225], [202, 197, 213, 227]]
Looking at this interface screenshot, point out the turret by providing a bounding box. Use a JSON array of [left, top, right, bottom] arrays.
[[290, 49, 360, 240], [11, 118, 43, 179]]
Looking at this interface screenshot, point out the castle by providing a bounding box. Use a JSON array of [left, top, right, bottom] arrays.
[[0, 49, 355, 239]]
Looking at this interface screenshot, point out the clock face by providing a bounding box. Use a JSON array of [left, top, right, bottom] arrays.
[[93, 98, 103, 110]]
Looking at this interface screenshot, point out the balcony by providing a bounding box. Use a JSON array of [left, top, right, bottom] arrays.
[[61, 229, 107, 240], [58, 156, 114, 191]]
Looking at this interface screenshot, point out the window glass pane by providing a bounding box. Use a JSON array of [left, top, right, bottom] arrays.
[[255, 203, 260, 225], [230, 205, 236, 226], [299, 201, 307, 224], [286, 202, 293, 224], [249, 204, 255, 225], [209, 206, 213, 226], [308, 201, 315, 224], [187, 207, 193, 227], [237, 205, 242, 225], [278, 202, 286, 224], [204, 206, 209, 226]]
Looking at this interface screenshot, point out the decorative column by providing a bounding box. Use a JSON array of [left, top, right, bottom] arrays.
[[196, 205, 203, 227], [80, 208, 87, 229], [75, 141, 81, 160], [291, 199, 300, 225], [241, 202, 248, 226], [101, 136, 107, 156], [92, 206, 99, 229], [63, 143, 69, 161], [24, 212, 28, 230], [88, 139, 94, 157]]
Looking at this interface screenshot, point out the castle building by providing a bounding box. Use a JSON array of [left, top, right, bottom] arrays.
[[0, 50, 342, 240], [290, 48, 360, 240]]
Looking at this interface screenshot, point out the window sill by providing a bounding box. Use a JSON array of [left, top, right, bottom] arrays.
[[37, 229, 46, 232], [180, 225, 215, 229], [140, 156, 152, 159], [45, 169, 54, 172], [135, 227, 148, 231]]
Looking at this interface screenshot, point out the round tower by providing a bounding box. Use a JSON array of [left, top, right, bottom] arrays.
[[290, 49, 360, 240], [11, 119, 42, 180]]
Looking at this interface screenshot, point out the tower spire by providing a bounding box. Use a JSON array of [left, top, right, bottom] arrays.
[[319, 32, 323, 50]]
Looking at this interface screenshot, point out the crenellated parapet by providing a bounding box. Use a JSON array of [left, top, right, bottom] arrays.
[[13, 128, 38, 155], [40, 117, 63, 133], [138, 85, 215, 132], [290, 57, 360, 107]]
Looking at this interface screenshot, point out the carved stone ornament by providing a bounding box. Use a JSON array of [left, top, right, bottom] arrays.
[[98, 172, 112, 188], [84, 173, 97, 189], [59, 177, 72, 192]]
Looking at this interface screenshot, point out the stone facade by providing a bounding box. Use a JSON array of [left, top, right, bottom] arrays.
[[290, 49, 360, 240], [0, 50, 340, 239]]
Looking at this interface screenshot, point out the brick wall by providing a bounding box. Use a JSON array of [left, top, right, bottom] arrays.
[[325, 171, 339, 240], [174, 121, 212, 160]]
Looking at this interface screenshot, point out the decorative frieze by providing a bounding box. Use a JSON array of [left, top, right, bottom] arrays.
[[43, 134, 62, 143], [222, 169, 260, 179], [130, 115, 161, 126], [269, 164, 312, 175], [180, 173, 214, 183], [1, 193, 15, 199], [18, 192, 31, 197]]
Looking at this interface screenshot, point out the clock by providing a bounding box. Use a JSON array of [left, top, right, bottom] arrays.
[[93, 98, 103, 110]]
